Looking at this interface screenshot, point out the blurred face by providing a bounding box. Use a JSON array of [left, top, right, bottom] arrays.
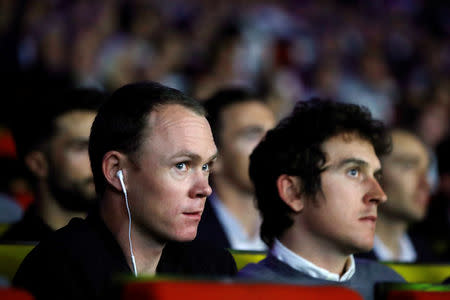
[[127, 104, 217, 243], [380, 130, 431, 223], [47, 110, 96, 211], [218, 101, 275, 191], [300, 134, 387, 255]]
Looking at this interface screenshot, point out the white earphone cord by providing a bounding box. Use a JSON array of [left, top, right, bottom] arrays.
[[118, 175, 137, 276]]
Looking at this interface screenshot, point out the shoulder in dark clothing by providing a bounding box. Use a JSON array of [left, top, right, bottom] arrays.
[[0, 206, 53, 243], [159, 240, 237, 277], [13, 216, 126, 300], [13, 214, 236, 300]]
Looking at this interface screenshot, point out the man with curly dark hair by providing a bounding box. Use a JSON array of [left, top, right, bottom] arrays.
[[239, 99, 405, 300]]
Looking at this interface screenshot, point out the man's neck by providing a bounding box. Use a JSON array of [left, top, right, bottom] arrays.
[[279, 227, 350, 276], [37, 187, 86, 231], [213, 177, 261, 238], [125, 226, 165, 275], [100, 195, 164, 276], [376, 213, 408, 259]]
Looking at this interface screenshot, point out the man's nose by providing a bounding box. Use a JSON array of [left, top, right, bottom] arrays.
[[418, 170, 431, 193], [364, 177, 387, 205], [189, 171, 212, 199]]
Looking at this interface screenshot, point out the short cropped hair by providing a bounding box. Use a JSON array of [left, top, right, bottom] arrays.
[[249, 99, 391, 246], [89, 81, 205, 197], [203, 87, 264, 148], [11, 88, 105, 160]]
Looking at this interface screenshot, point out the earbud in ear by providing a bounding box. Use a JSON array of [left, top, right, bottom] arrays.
[[116, 170, 137, 276], [116, 168, 137, 276], [117, 170, 127, 194]]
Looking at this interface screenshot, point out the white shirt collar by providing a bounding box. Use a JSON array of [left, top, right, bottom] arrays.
[[373, 234, 417, 262], [209, 193, 267, 251], [271, 239, 355, 282]]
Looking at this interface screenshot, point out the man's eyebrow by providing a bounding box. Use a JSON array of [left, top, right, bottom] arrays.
[[325, 158, 382, 177], [336, 158, 369, 169], [171, 151, 218, 163], [237, 125, 265, 135], [71, 137, 89, 142], [392, 155, 420, 164], [208, 152, 218, 162], [68, 137, 89, 145]]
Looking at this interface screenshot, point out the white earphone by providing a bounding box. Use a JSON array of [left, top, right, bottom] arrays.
[[116, 170, 137, 276], [116, 170, 127, 193]]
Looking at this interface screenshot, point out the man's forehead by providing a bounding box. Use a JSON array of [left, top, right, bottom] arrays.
[[222, 101, 274, 124], [391, 130, 427, 154], [222, 100, 265, 115], [322, 133, 380, 168], [144, 104, 216, 156], [55, 110, 96, 133], [148, 104, 204, 129]]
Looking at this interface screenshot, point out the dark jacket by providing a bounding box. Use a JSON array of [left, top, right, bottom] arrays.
[[195, 196, 231, 249], [0, 205, 53, 242], [13, 211, 237, 300]]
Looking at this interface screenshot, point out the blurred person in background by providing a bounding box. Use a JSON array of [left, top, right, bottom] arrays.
[[192, 23, 249, 100], [396, 82, 450, 193], [357, 128, 436, 262], [196, 88, 275, 250], [410, 137, 450, 262], [337, 50, 399, 126], [1, 88, 105, 242]]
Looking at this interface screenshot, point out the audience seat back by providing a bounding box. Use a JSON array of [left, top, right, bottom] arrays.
[[0, 287, 34, 300], [0, 244, 35, 281], [122, 280, 364, 300]]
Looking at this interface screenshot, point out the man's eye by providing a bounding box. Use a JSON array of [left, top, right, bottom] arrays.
[[70, 141, 89, 152], [175, 162, 187, 171], [242, 130, 263, 141], [401, 162, 415, 170], [202, 163, 210, 172], [348, 168, 359, 177]]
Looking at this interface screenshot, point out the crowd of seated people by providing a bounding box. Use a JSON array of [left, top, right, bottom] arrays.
[[0, 82, 447, 300], [0, 1, 449, 299]]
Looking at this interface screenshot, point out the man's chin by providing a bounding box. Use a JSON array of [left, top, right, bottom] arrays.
[[353, 242, 374, 254], [173, 229, 198, 243], [345, 236, 374, 255]]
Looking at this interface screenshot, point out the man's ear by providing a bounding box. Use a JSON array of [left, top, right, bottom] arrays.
[[276, 174, 304, 212], [102, 151, 127, 192], [24, 151, 48, 179]]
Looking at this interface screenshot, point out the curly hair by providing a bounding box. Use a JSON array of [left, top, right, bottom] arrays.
[[249, 98, 391, 246]]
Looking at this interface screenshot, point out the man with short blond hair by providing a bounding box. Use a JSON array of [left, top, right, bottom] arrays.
[[14, 82, 236, 300]]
